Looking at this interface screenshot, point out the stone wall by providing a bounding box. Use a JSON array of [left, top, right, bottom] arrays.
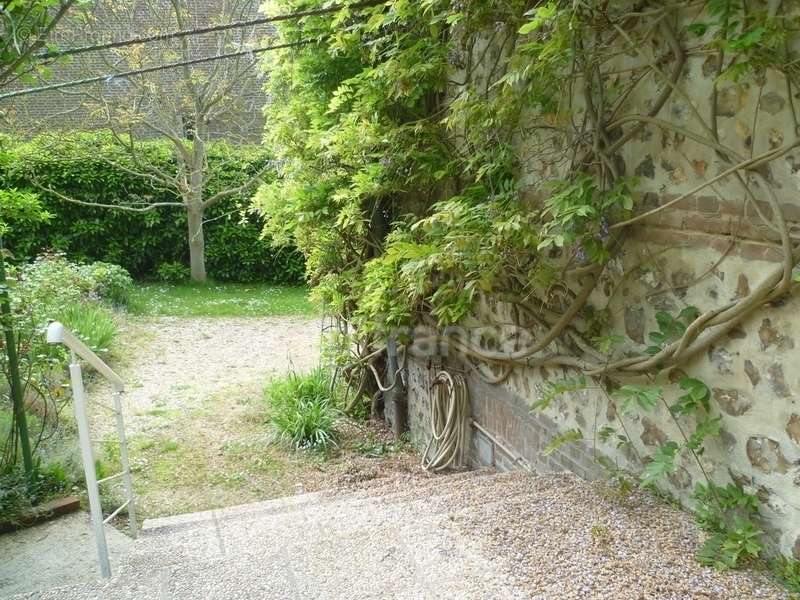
[[396, 4, 800, 559]]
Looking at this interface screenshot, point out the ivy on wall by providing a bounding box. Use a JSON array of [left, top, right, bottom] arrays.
[[255, 0, 800, 571]]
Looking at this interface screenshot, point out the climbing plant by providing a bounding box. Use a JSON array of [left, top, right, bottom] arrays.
[[254, 0, 800, 571]]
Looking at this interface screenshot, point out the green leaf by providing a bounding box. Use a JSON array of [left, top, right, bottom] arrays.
[[670, 377, 711, 416], [592, 334, 626, 354], [640, 442, 679, 487], [688, 416, 722, 452], [532, 376, 587, 411], [542, 428, 582, 456], [687, 22, 709, 36], [678, 306, 701, 323], [612, 385, 662, 414], [728, 27, 766, 52]]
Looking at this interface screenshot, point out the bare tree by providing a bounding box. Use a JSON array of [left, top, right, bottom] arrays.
[[31, 0, 270, 282]]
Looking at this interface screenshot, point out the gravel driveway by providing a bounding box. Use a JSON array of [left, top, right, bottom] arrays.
[[89, 315, 321, 438], [82, 315, 322, 518]]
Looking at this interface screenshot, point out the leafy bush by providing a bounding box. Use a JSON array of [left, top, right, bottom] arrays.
[[11, 252, 127, 328], [2, 254, 124, 424], [0, 463, 71, 525], [0, 133, 305, 284], [264, 368, 338, 452], [694, 482, 764, 570], [82, 262, 133, 306], [156, 261, 190, 283], [770, 556, 800, 594], [13, 252, 94, 311]]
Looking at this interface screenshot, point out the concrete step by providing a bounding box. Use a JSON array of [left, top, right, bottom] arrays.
[[20, 470, 529, 600], [141, 466, 492, 535], [125, 468, 499, 573], [22, 526, 524, 600]]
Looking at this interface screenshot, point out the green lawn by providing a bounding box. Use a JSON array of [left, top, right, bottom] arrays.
[[128, 283, 316, 317]]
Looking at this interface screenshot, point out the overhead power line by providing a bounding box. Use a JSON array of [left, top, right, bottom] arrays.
[[33, 0, 387, 61], [0, 39, 314, 101]]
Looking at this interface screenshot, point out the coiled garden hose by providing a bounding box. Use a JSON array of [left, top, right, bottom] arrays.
[[421, 371, 470, 472]]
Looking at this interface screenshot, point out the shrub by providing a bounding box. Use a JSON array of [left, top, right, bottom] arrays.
[[13, 252, 94, 314], [1, 255, 124, 439], [0, 462, 71, 525], [771, 557, 800, 594], [156, 261, 190, 283], [11, 253, 131, 324], [694, 482, 764, 570], [81, 262, 134, 306], [0, 133, 306, 283], [264, 368, 338, 452], [59, 302, 118, 354]]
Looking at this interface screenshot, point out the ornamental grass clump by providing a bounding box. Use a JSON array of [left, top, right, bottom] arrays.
[[264, 368, 338, 452]]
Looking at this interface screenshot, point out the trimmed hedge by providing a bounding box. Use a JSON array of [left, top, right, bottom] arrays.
[[0, 133, 305, 284]]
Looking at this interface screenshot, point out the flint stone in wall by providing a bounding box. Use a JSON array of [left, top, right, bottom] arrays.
[[712, 388, 752, 417], [746, 436, 791, 474], [727, 326, 747, 339], [640, 417, 667, 447], [759, 318, 794, 350], [624, 305, 645, 344], [701, 55, 717, 78], [708, 346, 735, 375], [670, 270, 695, 298], [736, 274, 750, 298], [744, 360, 761, 388], [716, 85, 747, 117], [767, 363, 792, 398], [719, 429, 737, 452], [691, 159, 707, 178], [669, 466, 692, 490], [634, 155, 655, 179], [787, 414, 800, 446], [760, 91, 786, 116]]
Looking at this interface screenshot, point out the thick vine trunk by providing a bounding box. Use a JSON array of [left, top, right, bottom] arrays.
[[187, 204, 207, 283]]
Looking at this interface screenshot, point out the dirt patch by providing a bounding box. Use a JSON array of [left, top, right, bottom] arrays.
[[87, 316, 416, 520]]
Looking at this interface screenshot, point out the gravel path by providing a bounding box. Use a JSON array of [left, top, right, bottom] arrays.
[[89, 315, 321, 438], [82, 315, 324, 519], [443, 472, 789, 600], [11, 471, 790, 599]]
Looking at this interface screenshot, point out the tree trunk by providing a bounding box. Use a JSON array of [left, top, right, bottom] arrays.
[[187, 205, 207, 283], [0, 238, 33, 474]]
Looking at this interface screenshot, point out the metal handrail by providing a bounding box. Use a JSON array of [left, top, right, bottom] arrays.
[[47, 322, 124, 390], [46, 321, 137, 579]]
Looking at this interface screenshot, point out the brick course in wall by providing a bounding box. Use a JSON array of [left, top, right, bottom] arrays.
[[402, 358, 604, 481]]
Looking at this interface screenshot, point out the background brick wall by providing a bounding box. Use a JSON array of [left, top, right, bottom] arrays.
[[2, 0, 270, 141]]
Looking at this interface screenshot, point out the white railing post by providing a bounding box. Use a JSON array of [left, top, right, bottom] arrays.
[[113, 389, 137, 539], [69, 354, 112, 578], [49, 322, 137, 579]]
